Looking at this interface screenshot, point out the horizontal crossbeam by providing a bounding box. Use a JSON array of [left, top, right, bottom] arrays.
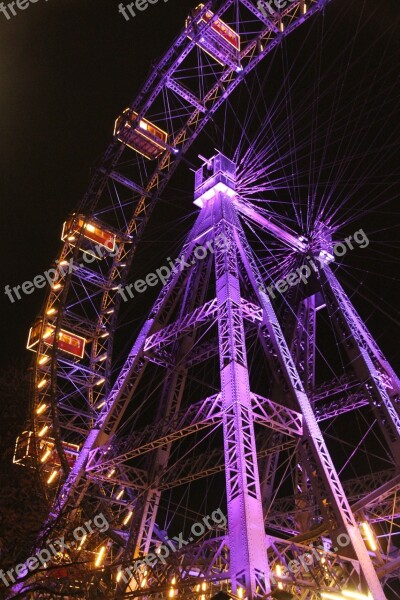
[[86, 394, 302, 475]]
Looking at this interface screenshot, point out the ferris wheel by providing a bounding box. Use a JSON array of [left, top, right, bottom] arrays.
[[10, 1, 400, 599]]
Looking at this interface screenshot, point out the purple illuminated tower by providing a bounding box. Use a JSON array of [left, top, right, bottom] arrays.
[[12, 153, 400, 600]]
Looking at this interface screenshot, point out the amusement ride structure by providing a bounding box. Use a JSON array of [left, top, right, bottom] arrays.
[[9, 1, 400, 599]]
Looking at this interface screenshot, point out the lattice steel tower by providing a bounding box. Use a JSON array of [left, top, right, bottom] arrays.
[[11, 152, 400, 600]]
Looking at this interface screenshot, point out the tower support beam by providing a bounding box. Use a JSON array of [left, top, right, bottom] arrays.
[[232, 213, 387, 599], [321, 266, 400, 464], [213, 197, 271, 598]]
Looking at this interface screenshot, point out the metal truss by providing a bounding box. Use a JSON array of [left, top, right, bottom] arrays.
[[268, 469, 400, 533], [320, 266, 400, 463], [86, 392, 302, 475], [231, 210, 388, 598], [28, 0, 334, 499], [18, 534, 368, 600], [157, 438, 297, 492], [13, 153, 400, 600], [87, 393, 224, 473]]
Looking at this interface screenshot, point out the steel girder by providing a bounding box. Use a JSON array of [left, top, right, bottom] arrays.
[[11, 0, 400, 596], [16, 174, 394, 600], [86, 392, 302, 475], [268, 470, 400, 530], [32, 0, 334, 484], [158, 439, 298, 491], [320, 266, 400, 464], [231, 206, 387, 597]]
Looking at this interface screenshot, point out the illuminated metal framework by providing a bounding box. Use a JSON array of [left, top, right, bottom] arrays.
[[24, 0, 337, 487], [9, 1, 400, 599], [12, 152, 400, 600]]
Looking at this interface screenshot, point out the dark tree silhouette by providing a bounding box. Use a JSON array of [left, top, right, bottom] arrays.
[[0, 363, 47, 575]]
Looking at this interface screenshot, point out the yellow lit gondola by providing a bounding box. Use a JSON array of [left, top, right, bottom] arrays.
[[186, 4, 241, 66], [114, 109, 168, 159], [27, 320, 86, 360], [61, 214, 116, 253], [13, 431, 79, 468]]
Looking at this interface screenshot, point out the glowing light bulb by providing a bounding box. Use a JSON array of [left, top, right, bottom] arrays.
[[361, 521, 377, 552], [47, 469, 58, 484], [38, 425, 49, 437], [123, 510, 133, 525], [342, 590, 373, 600], [36, 404, 47, 415], [275, 564, 283, 590], [41, 449, 51, 463], [95, 546, 106, 567]]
